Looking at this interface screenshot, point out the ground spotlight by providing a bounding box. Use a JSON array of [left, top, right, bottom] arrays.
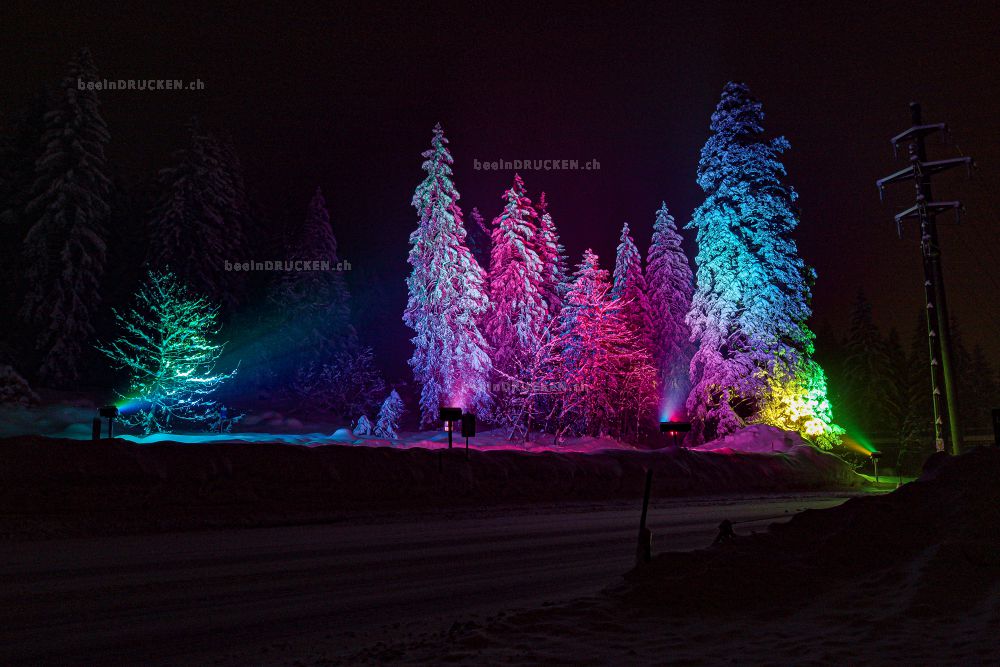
[[871, 450, 882, 483], [659, 421, 691, 448], [439, 406, 462, 449], [98, 405, 119, 439]]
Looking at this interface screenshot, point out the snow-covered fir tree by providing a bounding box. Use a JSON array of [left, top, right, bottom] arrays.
[[97, 270, 237, 434], [611, 222, 653, 351], [148, 118, 248, 315], [271, 187, 355, 351], [546, 249, 656, 438], [19, 48, 111, 386], [466, 206, 491, 267], [375, 389, 405, 438], [644, 202, 693, 412], [686, 82, 840, 446], [354, 414, 373, 435], [535, 192, 569, 319], [403, 123, 492, 426], [485, 174, 547, 381], [841, 289, 891, 433]]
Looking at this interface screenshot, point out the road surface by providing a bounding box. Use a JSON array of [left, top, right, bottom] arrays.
[[0, 495, 850, 664]]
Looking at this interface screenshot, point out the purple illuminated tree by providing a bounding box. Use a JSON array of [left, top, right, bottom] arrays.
[[20, 48, 110, 386], [686, 82, 836, 445], [645, 203, 693, 411], [535, 192, 569, 319], [403, 123, 492, 426], [611, 222, 653, 350], [485, 174, 546, 405]]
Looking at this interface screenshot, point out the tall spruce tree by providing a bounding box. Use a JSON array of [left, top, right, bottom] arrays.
[[686, 81, 839, 446], [612, 221, 653, 352], [535, 192, 569, 319], [841, 289, 892, 434], [20, 48, 111, 385], [645, 202, 693, 411], [148, 119, 248, 315], [403, 123, 492, 425], [485, 174, 546, 382]]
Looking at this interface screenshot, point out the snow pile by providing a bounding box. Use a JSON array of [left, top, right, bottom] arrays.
[[694, 423, 804, 454]]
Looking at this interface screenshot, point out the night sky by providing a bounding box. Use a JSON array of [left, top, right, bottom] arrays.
[[3, 1, 998, 378]]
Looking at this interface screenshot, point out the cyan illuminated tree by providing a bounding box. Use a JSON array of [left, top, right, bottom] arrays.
[[645, 203, 693, 411], [686, 82, 840, 446], [375, 389, 405, 438], [612, 222, 653, 351], [98, 270, 237, 434], [20, 48, 111, 386], [403, 123, 492, 425]]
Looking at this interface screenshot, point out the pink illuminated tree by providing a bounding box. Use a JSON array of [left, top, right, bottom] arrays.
[[403, 123, 492, 426], [485, 174, 546, 421], [544, 249, 656, 438], [535, 192, 569, 319]]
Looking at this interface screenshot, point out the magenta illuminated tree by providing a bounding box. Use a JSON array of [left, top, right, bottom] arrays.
[[644, 203, 693, 413], [550, 249, 656, 438], [535, 192, 569, 319], [685, 82, 839, 447], [403, 123, 492, 426], [485, 174, 546, 415]]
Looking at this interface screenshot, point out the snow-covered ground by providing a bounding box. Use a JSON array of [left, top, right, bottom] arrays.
[[328, 446, 1000, 665]]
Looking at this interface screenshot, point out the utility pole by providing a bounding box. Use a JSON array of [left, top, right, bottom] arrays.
[[877, 102, 972, 456]]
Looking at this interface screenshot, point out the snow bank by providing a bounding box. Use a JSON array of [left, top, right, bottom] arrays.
[[0, 434, 862, 538]]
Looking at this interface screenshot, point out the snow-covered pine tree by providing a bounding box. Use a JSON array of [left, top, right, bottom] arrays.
[[466, 206, 491, 268], [375, 389, 405, 438], [645, 202, 693, 412], [549, 249, 656, 438], [485, 174, 547, 379], [535, 192, 569, 319], [271, 187, 355, 350], [686, 82, 839, 446], [403, 123, 492, 426], [611, 222, 653, 351], [148, 119, 248, 315], [841, 289, 891, 433], [354, 414, 373, 435], [97, 270, 237, 434], [19, 48, 111, 386]]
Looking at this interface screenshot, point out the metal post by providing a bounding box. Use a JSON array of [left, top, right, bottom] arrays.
[[876, 103, 972, 456], [636, 469, 653, 566], [910, 103, 962, 455]]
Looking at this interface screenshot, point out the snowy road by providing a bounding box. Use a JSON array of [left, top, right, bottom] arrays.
[[0, 495, 849, 664]]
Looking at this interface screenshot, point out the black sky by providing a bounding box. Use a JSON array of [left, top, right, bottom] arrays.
[[2, 1, 999, 378]]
